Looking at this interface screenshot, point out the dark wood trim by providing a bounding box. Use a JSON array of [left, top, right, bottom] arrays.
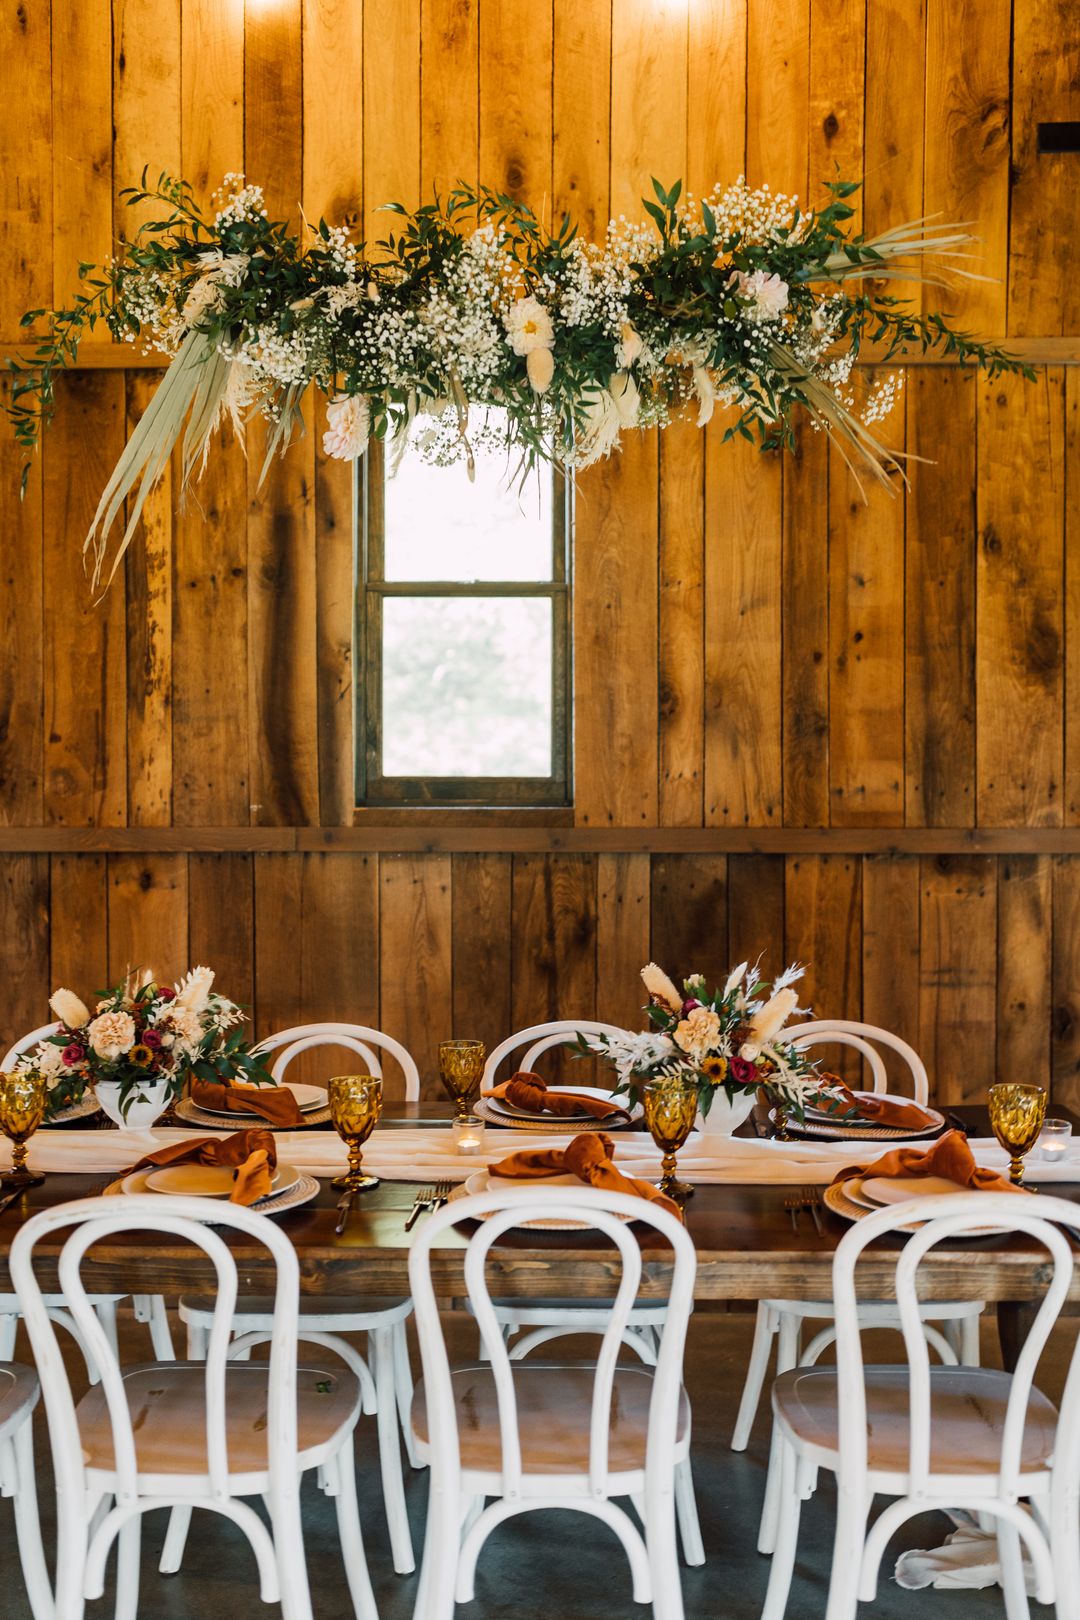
[[5, 826, 1080, 854], [5, 338, 1080, 369]]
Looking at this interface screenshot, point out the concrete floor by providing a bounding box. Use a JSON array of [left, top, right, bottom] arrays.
[[0, 1307, 1069, 1619]]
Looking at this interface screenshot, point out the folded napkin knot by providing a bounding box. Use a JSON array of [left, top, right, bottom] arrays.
[[131, 1128, 278, 1205], [491, 1131, 681, 1218], [487, 1071, 631, 1123], [190, 1077, 302, 1128], [819, 1076, 937, 1133], [832, 1129, 1020, 1196]]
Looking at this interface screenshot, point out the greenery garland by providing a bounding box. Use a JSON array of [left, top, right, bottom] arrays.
[[4, 171, 1030, 590]]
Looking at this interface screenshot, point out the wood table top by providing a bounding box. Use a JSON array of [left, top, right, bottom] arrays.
[[3, 1101, 1077, 1305]]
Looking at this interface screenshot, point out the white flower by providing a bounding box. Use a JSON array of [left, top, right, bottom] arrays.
[[723, 962, 748, 998], [739, 1042, 762, 1062], [692, 364, 716, 427], [49, 988, 90, 1029], [157, 1004, 204, 1053], [674, 1006, 722, 1059], [771, 962, 805, 993], [526, 346, 554, 393], [591, 1030, 676, 1085], [572, 386, 622, 468], [749, 987, 800, 1045], [616, 323, 643, 368], [22, 1042, 64, 1080], [504, 296, 554, 356], [87, 1011, 136, 1061], [734, 269, 789, 322], [640, 963, 683, 1015], [175, 965, 215, 1014], [609, 370, 640, 427], [322, 395, 370, 461]]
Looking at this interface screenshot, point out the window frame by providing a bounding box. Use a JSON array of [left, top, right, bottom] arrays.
[[355, 441, 573, 808]]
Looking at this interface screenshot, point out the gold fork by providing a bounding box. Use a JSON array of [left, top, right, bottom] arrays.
[[801, 1185, 825, 1237], [783, 1194, 802, 1232]]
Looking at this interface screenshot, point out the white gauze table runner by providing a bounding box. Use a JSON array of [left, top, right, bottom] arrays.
[[7, 1127, 1080, 1185]]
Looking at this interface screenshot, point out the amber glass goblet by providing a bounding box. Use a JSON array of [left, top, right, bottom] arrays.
[[0, 1069, 48, 1189], [642, 1077, 700, 1203], [988, 1083, 1047, 1187], [328, 1075, 382, 1193], [438, 1040, 486, 1122]]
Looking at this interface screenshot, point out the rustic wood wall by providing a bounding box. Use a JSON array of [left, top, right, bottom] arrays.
[[1, 0, 1079, 1099]]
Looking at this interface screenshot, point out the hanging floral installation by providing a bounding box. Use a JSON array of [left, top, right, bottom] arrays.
[[4, 171, 1029, 590]]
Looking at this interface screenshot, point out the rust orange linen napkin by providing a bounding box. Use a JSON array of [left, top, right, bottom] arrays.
[[131, 1128, 278, 1205], [819, 1077, 937, 1132], [490, 1131, 681, 1218], [483, 1070, 632, 1123], [190, 1077, 303, 1128], [831, 1128, 1019, 1195]]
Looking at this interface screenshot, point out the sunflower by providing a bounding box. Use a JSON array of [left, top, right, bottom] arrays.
[[700, 1055, 728, 1082], [128, 1044, 154, 1068]]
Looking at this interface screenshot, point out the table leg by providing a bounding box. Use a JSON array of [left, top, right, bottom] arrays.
[[997, 1301, 1038, 1372]]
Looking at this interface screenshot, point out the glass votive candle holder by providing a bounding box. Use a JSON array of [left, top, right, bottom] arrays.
[[1038, 1118, 1072, 1163], [452, 1115, 486, 1155]]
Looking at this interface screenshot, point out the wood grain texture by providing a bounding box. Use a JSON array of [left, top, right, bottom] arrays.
[[1052, 856, 1080, 1107], [180, 0, 243, 208], [596, 852, 650, 1026], [48, 853, 108, 996], [0, 855, 49, 1051], [785, 854, 862, 1081], [188, 853, 254, 1013], [51, 0, 112, 310], [919, 854, 996, 1102], [379, 853, 453, 1091], [479, 0, 551, 209], [0, 0, 52, 339], [728, 853, 785, 982], [421, 0, 479, 203], [450, 852, 511, 1056], [609, 0, 688, 219], [996, 854, 1051, 1083], [650, 855, 729, 990], [808, 0, 865, 232], [747, 0, 809, 197], [552, 0, 610, 237], [863, 0, 924, 312], [0, 379, 43, 823], [659, 419, 705, 827], [1069, 368, 1080, 826], [105, 852, 189, 987], [124, 373, 173, 826], [510, 854, 597, 1027], [363, 0, 421, 242], [302, 0, 364, 232], [1009, 0, 1080, 337], [861, 853, 920, 1052], [781, 430, 829, 826], [689, 0, 747, 191]]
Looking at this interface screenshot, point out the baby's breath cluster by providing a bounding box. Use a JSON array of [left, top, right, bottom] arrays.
[[4, 169, 1031, 588]]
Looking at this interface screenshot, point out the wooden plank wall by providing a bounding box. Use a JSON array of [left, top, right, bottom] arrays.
[[1, 1, 1079, 1100]]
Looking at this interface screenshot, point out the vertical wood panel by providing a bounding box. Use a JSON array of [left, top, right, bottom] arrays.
[[862, 854, 920, 1053], [976, 372, 1065, 826], [52, 0, 112, 309], [923, 0, 1009, 331], [112, 0, 181, 243], [380, 853, 453, 1091], [42, 373, 127, 826], [609, 0, 688, 219], [253, 853, 304, 1037], [785, 854, 862, 1080], [919, 854, 996, 1103], [552, 0, 610, 237], [863, 0, 924, 312], [782, 431, 829, 825], [181, 0, 244, 207], [1052, 856, 1080, 1110], [1069, 369, 1080, 826], [0, 856, 49, 1049], [124, 373, 173, 826], [188, 854, 254, 1014], [688, 0, 747, 191], [106, 852, 189, 986], [295, 851, 381, 1083], [510, 855, 598, 1025], [49, 854, 108, 995], [996, 855, 1052, 1082], [650, 855, 729, 989], [0, 379, 43, 823], [659, 421, 705, 827], [479, 0, 552, 209], [728, 854, 786, 982], [302, 0, 364, 229], [808, 0, 865, 230], [905, 369, 976, 826], [0, 0, 52, 338], [421, 0, 479, 202], [596, 854, 651, 1027], [705, 426, 782, 826], [451, 853, 512, 1056], [363, 0, 421, 242], [746, 0, 809, 197]]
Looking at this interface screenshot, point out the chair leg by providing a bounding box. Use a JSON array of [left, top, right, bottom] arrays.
[[644, 1486, 684, 1620], [823, 1487, 869, 1620], [330, 1442, 378, 1620], [998, 1520, 1032, 1620], [959, 1311, 981, 1366], [673, 1457, 705, 1567], [146, 1296, 175, 1360], [760, 1441, 802, 1620], [113, 1514, 141, 1620], [9, 1423, 53, 1620], [732, 1303, 777, 1451], [269, 1487, 315, 1620], [413, 1484, 460, 1620], [371, 1324, 416, 1573], [0, 1312, 16, 1360], [158, 1505, 192, 1575], [391, 1317, 421, 1469], [758, 1312, 800, 1555]]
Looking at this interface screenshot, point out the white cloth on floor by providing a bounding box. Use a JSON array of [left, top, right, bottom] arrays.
[[894, 1512, 1035, 1593]]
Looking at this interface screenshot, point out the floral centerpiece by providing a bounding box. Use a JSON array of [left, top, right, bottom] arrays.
[[583, 960, 824, 1134], [19, 966, 272, 1124], [3, 171, 1030, 591]]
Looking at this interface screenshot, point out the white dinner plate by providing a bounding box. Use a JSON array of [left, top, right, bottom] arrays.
[[484, 1086, 638, 1123], [805, 1092, 943, 1129], [193, 1082, 325, 1117], [139, 1161, 299, 1199], [825, 1173, 1012, 1234], [458, 1169, 635, 1229]]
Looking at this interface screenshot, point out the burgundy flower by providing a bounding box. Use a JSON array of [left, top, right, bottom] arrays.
[[729, 1056, 758, 1086], [156, 986, 176, 1002], [142, 1028, 163, 1049], [681, 998, 702, 1015], [61, 1043, 85, 1067]]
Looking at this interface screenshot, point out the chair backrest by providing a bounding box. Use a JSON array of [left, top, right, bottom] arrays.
[[10, 1195, 302, 1504], [1, 1022, 61, 1071], [409, 1187, 696, 1497], [253, 1022, 421, 1101], [785, 1019, 929, 1103], [831, 1192, 1079, 1501], [482, 1020, 630, 1087]]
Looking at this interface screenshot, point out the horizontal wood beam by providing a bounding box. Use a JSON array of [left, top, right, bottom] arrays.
[[3, 826, 1080, 854], [4, 337, 1080, 370]]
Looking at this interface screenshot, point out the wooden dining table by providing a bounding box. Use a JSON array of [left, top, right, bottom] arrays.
[[2, 1101, 1078, 1369]]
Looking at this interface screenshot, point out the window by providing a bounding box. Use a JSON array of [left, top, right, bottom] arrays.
[[357, 419, 571, 807]]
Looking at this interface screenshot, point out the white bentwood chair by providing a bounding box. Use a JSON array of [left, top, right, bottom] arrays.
[[0, 1361, 51, 1620], [732, 1020, 985, 1552], [174, 1020, 422, 1575], [12, 1193, 378, 1620], [760, 1190, 1080, 1620], [0, 1022, 174, 1373], [409, 1185, 698, 1620]]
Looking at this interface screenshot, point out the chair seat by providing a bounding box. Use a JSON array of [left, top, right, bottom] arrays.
[[0, 1362, 40, 1440], [179, 1293, 412, 1328], [411, 1361, 690, 1476], [773, 1364, 1058, 1476], [76, 1361, 361, 1475]]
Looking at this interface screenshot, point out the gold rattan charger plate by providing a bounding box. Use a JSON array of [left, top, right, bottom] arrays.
[[173, 1096, 332, 1130], [102, 1167, 321, 1217], [770, 1107, 944, 1143]]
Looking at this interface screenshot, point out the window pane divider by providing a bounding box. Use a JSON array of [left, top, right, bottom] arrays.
[[368, 580, 565, 598]]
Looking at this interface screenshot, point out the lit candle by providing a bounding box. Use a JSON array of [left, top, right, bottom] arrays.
[[1038, 1118, 1072, 1162], [452, 1116, 485, 1155]]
